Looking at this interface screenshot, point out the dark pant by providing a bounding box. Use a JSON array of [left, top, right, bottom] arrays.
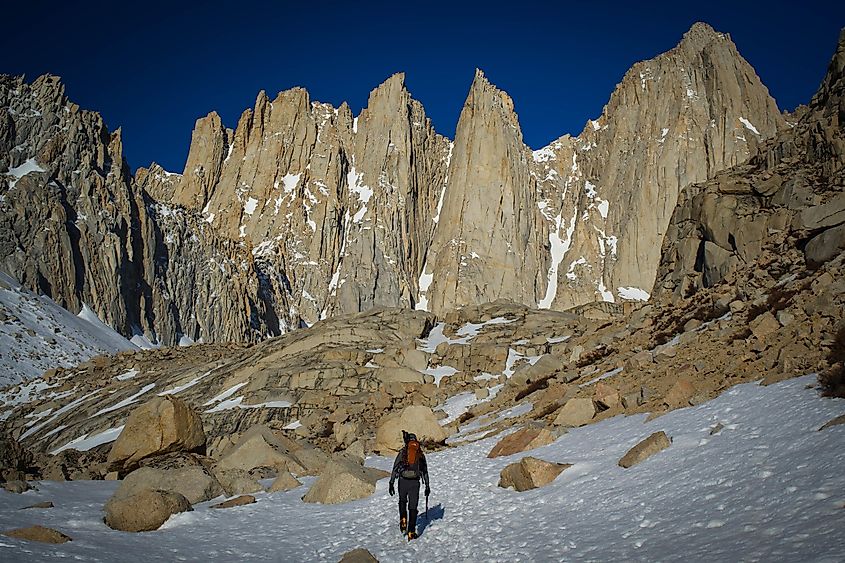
[[398, 477, 420, 531]]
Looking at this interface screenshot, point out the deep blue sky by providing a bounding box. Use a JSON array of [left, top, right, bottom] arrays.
[[2, 1, 843, 173]]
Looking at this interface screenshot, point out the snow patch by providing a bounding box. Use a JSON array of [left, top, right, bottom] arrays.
[[618, 286, 651, 301]]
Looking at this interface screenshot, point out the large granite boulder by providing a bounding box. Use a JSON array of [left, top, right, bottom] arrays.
[[104, 488, 192, 532], [107, 396, 206, 473], [498, 456, 572, 491], [374, 405, 448, 453]]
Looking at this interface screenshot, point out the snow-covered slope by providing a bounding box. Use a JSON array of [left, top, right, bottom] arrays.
[[0, 375, 842, 561], [0, 272, 137, 386]]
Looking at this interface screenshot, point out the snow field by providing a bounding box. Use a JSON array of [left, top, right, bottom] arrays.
[[0, 375, 842, 561]]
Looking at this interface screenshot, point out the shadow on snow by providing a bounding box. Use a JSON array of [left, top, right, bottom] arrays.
[[418, 503, 445, 536]]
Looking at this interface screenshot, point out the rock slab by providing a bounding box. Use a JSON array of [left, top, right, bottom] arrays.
[[618, 431, 672, 468]]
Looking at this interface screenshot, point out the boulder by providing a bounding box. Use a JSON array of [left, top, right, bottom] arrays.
[[552, 398, 598, 427], [594, 382, 620, 409], [3, 525, 71, 544], [374, 405, 448, 453], [618, 431, 672, 468], [805, 223, 845, 269], [302, 458, 389, 504], [107, 396, 205, 473], [664, 378, 697, 409], [487, 426, 556, 458], [215, 469, 264, 496], [267, 470, 302, 493], [2, 480, 30, 493], [104, 489, 192, 532], [22, 501, 54, 509], [621, 388, 644, 409], [216, 425, 308, 476], [211, 495, 256, 509], [339, 548, 379, 563], [509, 354, 565, 387], [750, 312, 780, 341], [114, 462, 223, 505], [799, 192, 845, 230], [497, 456, 571, 492]]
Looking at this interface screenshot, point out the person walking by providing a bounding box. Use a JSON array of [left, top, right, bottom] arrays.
[[388, 430, 430, 540]]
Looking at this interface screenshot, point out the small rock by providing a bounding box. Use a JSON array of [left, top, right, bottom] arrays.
[[776, 310, 794, 327], [487, 426, 555, 458], [3, 525, 71, 544], [729, 300, 746, 314], [621, 389, 644, 410], [211, 495, 256, 509], [618, 431, 672, 468], [105, 471, 120, 481], [818, 414, 845, 431], [683, 319, 702, 332], [339, 548, 379, 563], [268, 470, 302, 493], [21, 501, 54, 509], [750, 312, 780, 341], [474, 387, 489, 400], [664, 377, 697, 409], [709, 423, 725, 435]]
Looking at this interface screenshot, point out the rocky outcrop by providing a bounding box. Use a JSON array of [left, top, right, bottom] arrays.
[[0, 23, 790, 359]]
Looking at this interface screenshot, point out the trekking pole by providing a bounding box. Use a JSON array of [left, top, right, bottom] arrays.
[[425, 490, 429, 523]]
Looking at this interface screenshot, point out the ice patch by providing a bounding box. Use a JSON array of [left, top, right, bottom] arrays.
[[243, 197, 259, 215]]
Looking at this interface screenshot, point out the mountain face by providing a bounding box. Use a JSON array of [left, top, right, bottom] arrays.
[[0, 23, 788, 354]]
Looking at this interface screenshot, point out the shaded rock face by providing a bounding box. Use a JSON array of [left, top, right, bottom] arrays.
[[0, 23, 788, 354]]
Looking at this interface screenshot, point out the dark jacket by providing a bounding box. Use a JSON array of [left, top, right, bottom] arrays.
[[389, 444, 430, 486]]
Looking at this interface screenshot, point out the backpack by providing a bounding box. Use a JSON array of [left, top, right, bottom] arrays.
[[401, 438, 422, 479]]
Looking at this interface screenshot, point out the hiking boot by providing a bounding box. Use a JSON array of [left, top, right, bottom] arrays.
[[407, 531, 418, 541], [399, 516, 407, 533]]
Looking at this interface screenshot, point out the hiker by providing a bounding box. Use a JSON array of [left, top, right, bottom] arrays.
[[388, 430, 430, 540]]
